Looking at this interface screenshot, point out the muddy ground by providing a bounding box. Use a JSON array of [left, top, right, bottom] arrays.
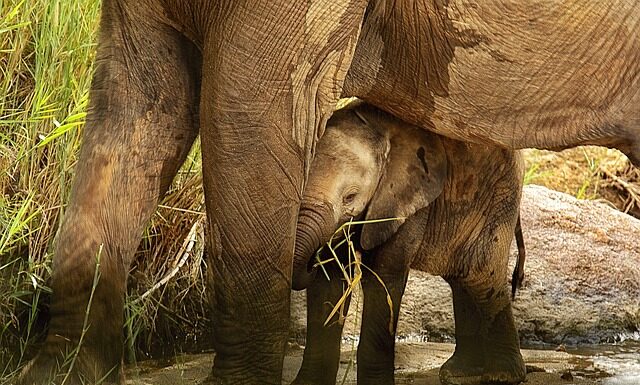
[[125, 342, 613, 385]]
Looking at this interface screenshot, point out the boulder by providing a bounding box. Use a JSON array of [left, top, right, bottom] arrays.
[[291, 185, 640, 344]]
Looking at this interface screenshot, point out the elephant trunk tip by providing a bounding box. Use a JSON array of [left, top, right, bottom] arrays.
[[292, 203, 335, 290], [629, 148, 640, 168], [291, 256, 317, 291]]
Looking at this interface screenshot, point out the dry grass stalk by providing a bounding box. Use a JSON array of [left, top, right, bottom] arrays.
[[599, 164, 640, 216], [315, 218, 399, 333]]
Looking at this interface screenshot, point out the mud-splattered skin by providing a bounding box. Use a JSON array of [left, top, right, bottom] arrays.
[[17, 0, 638, 384], [293, 103, 525, 385], [344, 0, 640, 164]]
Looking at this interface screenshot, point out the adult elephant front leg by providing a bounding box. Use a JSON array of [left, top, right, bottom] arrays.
[[17, 1, 201, 384], [201, 2, 367, 383]]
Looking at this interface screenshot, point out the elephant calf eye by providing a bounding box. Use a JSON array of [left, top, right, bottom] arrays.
[[343, 192, 357, 205]]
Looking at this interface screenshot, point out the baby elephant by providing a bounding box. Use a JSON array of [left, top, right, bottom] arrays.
[[292, 102, 525, 385]]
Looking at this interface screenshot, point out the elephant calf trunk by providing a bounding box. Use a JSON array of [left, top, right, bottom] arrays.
[[292, 204, 335, 290]]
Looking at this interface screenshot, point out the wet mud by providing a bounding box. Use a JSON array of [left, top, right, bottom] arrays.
[[124, 341, 640, 384]]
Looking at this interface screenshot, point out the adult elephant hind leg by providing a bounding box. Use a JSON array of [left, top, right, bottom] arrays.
[[16, 2, 201, 384]]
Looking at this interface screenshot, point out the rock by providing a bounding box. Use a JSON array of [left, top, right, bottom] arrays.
[[514, 185, 640, 344], [290, 185, 640, 345]]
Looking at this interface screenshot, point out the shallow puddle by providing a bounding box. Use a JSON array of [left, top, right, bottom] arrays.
[[569, 338, 640, 385]]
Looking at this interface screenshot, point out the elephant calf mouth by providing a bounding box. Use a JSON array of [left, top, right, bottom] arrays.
[[292, 224, 366, 291]]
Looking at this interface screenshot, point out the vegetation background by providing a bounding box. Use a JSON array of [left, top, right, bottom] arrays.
[[1, 0, 209, 379], [1, 0, 638, 381]]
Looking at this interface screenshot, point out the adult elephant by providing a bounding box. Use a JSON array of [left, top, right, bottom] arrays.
[[17, 1, 639, 384]]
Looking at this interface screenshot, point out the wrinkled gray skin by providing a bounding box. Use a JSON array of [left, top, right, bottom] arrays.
[[17, 0, 638, 384], [292, 103, 525, 385]]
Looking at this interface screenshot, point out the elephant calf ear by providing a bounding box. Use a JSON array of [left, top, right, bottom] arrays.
[[360, 128, 447, 250]]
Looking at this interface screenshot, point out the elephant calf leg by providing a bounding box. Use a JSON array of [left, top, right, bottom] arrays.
[[17, 2, 201, 384], [357, 264, 408, 384], [294, 260, 351, 385], [482, 299, 525, 384], [439, 281, 485, 385], [441, 279, 525, 385], [433, 143, 524, 385]]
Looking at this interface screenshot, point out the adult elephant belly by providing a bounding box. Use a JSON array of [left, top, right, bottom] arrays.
[[343, 0, 640, 165]]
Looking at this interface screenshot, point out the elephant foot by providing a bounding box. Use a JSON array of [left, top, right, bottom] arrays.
[[201, 372, 283, 385], [291, 369, 337, 385], [438, 353, 484, 385], [15, 348, 123, 385], [290, 379, 325, 385], [440, 346, 525, 384], [481, 350, 526, 384], [290, 376, 323, 385]]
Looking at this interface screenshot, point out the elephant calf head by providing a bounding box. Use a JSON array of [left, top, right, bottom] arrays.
[[292, 103, 447, 290]]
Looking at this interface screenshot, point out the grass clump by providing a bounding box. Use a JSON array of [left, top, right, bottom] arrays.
[[523, 147, 640, 218], [314, 218, 397, 331], [1, 0, 209, 379], [1, 0, 101, 376]]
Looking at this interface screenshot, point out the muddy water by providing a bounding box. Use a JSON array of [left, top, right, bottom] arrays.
[[568, 338, 640, 385], [125, 339, 640, 384]]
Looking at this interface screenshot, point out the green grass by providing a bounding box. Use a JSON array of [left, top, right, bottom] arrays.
[[522, 147, 638, 217], [1, 0, 101, 376], [1, 0, 208, 379]]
